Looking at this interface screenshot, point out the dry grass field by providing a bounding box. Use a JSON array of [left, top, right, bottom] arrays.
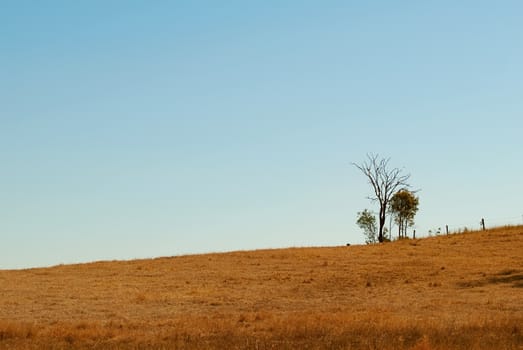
[[1, 226, 522, 349]]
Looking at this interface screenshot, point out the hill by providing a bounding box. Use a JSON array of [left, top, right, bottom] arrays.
[[1, 226, 522, 349]]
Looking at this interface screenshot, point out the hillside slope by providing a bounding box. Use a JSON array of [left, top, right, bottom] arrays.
[[1, 226, 522, 349]]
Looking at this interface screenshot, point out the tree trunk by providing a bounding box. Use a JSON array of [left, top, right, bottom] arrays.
[[378, 216, 384, 242], [378, 204, 386, 242]]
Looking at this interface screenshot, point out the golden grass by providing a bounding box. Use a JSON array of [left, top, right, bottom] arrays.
[[1, 226, 522, 349]]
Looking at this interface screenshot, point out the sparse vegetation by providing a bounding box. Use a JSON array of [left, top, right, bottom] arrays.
[[353, 154, 412, 242], [428, 227, 442, 236], [356, 209, 378, 244], [389, 189, 419, 239], [0, 226, 522, 349]]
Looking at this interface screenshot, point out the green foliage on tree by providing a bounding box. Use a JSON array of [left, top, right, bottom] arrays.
[[356, 209, 378, 244], [353, 154, 411, 242], [389, 189, 419, 239]]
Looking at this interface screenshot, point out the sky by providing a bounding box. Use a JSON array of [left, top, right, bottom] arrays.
[[1, 1, 523, 269]]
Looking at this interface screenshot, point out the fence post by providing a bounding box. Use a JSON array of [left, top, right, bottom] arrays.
[[413, 230, 416, 239], [481, 218, 485, 231], [446, 225, 449, 235]]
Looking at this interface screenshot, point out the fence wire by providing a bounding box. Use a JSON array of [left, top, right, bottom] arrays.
[[411, 214, 523, 238]]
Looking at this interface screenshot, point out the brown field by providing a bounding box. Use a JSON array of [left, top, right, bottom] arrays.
[[1, 226, 522, 349]]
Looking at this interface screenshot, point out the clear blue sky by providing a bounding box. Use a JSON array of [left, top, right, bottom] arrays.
[[2, 1, 522, 269]]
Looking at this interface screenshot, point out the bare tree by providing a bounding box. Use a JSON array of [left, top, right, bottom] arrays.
[[353, 154, 411, 242]]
